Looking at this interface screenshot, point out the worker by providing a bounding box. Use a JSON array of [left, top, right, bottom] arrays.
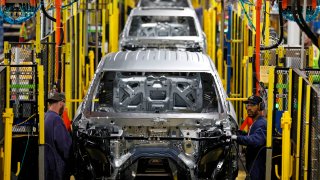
[[45, 92, 72, 180], [231, 95, 267, 180]]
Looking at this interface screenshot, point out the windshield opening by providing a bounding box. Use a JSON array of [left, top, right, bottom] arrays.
[[128, 16, 198, 37], [89, 71, 221, 113], [139, 0, 190, 7]]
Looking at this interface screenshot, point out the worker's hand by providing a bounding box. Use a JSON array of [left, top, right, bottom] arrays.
[[231, 135, 237, 140], [237, 129, 247, 136]]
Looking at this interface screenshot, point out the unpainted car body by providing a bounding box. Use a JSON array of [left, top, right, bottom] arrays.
[[72, 50, 238, 180], [119, 8, 206, 52], [137, 0, 193, 8]]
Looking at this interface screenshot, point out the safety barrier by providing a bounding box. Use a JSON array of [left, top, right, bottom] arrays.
[[38, 0, 131, 119], [298, 69, 320, 180], [0, 41, 41, 179], [265, 68, 320, 180]]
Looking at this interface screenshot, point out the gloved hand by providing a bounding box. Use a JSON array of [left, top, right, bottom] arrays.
[[231, 135, 237, 140]]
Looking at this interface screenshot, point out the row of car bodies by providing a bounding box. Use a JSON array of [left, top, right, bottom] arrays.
[[72, 1, 238, 179], [120, 0, 206, 52]]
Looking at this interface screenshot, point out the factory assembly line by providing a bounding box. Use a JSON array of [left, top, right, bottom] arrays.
[[0, 0, 319, 180]]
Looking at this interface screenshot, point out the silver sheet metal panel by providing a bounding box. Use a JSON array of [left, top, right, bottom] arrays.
[[103, 50, 212, 72]]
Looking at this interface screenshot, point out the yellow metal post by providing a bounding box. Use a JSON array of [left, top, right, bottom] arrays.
[[217, 49, 223, 79], [243, 3, 249, 56], [4, 42, 10, 108], [74, 9, 78, 113], [248, 48, 253, 96], [65, 43, 72, 119], [266, 66, 275, 180], [295, 77, 303, 180], [242, 56, 248, 116], [79, 10, 83, 101], [265, 1, 270, 47], [288, 69, 292, 115], [86, 64, 89, 90], [203, 9, 211, 57], [38, 67, 45, 180], [303, 85, 311, 180], [2, 108, 13, 180], [89, 50, 95, 81], [35, 7, 45, 179], [108, 0, 119, 52], [211, 4, 217, 64], [232, 11, 236, 96], [281, 111, 292, 179], [192, 0, 200, 8], [102, 8, 107, 56]]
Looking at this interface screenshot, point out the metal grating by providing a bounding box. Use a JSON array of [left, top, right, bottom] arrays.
[[41, 39, 56, 105], [309, 87, 320, 180], [304, 69, 320, 85], [291, 71, 299, 145], [8, 43, 38, 133], [275, 69, 290, 111], [261, 47, 307, 68], [300, 82, 307, 180], [262, 49, 276, 66]]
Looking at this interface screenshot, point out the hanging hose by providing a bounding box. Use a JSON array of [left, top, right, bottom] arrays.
[[261, 0, 284, 50], [296, 0, 319, 48], [262, 0, 267, 41], [292, 0, 320, 49], [40, 0, 64, 46], [41, 0, 56, 22]]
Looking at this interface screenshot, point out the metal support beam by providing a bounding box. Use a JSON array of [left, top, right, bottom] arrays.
[[108, 0, 119, 52], [38, 65, 45, 180], [266, 67, 275, 180], [2, 108, 13, 180], [303, 85, 311, 180], [295, 77, 303, 180], [281, 111, 292, 179]]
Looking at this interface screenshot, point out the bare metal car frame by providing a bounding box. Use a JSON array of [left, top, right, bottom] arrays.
[[119, 8, 206, 52], [72, 50, 238, 180], [136, 0, 193, 8]]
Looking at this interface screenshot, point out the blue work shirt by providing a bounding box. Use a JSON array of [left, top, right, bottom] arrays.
[[45, 110, 72, 180], [236, 116, 267, 180]]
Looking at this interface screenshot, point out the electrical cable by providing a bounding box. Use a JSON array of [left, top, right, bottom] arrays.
[[231, 138, 267, 178], [261, 0, 284, 50], [41, 0, 64, 46], [247, 146, 266, 175], [18, 132, 30, 177], [239, 0, 256, 31], [13, 113, 36, 126], [41, 0, 57, 22], [47, 0, 79, 11], [0, 4, 41, 24], [292, 0, 320, 49], [232, 142, 249, 175], [296, 0, 319, 48], [262, 0, 267, 41]]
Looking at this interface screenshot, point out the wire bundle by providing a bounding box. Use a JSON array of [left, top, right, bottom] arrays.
[[0, 4, 40, 24]]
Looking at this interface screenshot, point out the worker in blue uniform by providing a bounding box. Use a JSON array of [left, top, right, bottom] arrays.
[[45, 92, 72, 180], [231, 95, 267, 180]]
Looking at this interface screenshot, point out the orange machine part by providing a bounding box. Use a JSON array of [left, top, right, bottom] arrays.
[[312, 0, 316, 9], [282, 0, 288, 9], [29, 0, 36, 6]]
